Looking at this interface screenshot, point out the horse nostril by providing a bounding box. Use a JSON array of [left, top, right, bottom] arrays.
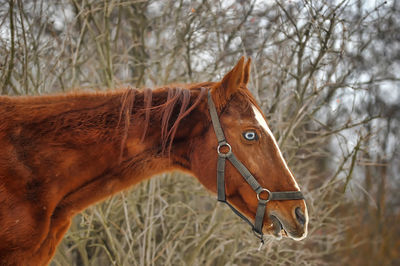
[[295, 207, 306, 226]]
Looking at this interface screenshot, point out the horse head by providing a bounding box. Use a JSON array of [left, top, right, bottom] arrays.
[[191, 57, 308, 240]]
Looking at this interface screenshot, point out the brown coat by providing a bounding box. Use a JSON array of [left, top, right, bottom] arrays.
[[0, 57, 307, 265]]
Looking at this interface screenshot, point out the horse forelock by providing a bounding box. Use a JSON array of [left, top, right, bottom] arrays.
[[210, 84, 261, 118]]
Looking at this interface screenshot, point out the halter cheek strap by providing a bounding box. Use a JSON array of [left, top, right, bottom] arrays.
[[207, 90, 304, 245]]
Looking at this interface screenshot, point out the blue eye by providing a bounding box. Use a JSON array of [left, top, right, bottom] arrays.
[[243, 131, 258, 141]]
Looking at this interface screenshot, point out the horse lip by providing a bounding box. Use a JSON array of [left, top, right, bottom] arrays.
[[271, 214, 307, 241]]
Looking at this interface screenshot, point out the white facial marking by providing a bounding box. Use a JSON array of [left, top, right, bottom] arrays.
[[251, 105, 300, 190]]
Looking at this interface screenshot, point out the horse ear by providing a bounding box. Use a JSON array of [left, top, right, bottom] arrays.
[[212, 57, 246, 107], [243, 58, 251, 85], [220, 56, 245, 92]]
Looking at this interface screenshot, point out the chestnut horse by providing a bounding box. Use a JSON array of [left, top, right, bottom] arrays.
[[0, 57, 308, 265]]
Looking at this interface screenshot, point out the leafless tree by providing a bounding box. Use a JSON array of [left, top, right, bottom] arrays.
[[1, 0, 399, 265]]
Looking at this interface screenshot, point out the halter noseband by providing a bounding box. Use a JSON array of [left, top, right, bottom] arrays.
[[207, 90, 304, 246]]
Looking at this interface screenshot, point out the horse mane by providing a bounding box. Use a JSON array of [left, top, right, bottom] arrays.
[[0, 84, 211, 163], [116, 84, 209, 159]]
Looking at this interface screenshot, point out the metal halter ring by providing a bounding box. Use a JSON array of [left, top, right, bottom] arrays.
[[257, 188, 271, 203], [217, 142, 232, 157]]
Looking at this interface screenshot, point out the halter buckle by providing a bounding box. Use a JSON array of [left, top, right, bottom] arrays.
[[217, 142, 232, 157], [257, 188, 271, 204]]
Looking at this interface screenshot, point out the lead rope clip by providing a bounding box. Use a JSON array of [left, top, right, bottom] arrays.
[[257, 238, 264, 251], [253, 229, 264, 251]]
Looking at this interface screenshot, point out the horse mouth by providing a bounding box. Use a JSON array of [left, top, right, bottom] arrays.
[[270, 215, 286, 240]]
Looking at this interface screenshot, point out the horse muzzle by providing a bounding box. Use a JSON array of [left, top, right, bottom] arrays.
[[268, 205, 308, 241]]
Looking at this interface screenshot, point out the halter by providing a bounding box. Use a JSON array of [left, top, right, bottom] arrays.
[[207, 90, 304, 247]]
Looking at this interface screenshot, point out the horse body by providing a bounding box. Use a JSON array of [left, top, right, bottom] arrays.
[[0, 87, 206, 264], [0, 58, 308, 265]]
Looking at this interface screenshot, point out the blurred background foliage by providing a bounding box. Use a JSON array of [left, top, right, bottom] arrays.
[[1, 0, 399, 265]]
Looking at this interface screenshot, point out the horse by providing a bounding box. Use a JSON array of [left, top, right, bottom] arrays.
[[0, 57, 308, 265]]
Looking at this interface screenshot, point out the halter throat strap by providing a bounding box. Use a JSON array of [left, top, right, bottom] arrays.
[[207, 90, 304, 243]]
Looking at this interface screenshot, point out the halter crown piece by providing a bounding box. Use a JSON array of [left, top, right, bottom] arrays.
[[207, 90, 304, 247]]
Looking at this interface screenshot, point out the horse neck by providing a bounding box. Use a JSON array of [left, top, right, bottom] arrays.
[[12, 87, 210, 208]]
